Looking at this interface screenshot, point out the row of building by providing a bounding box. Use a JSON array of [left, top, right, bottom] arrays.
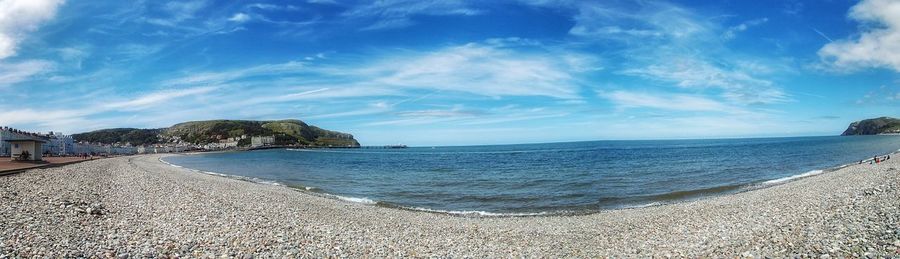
[[0, 127, 140, 158], [1, 126, 285, 159], [199, 135, 275, 150]]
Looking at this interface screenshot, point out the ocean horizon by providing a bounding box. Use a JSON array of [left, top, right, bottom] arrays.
[[163, 135, 900, 216]]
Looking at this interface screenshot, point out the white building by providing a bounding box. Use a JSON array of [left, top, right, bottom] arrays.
[[0, 127, 49, 161], [251, 136, 275, 147], [44, 132, 75, 156], [7, 139, 46, 161], [0, 127, 10, 157]]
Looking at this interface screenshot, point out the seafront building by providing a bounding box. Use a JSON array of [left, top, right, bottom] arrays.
[[135, 144, 192, 154], [1, 126, 141, 158], [44, 132, 76, 156], [251, 136, 275, 147], [0, 127, 50, 161], [0, 128, 10, 157]]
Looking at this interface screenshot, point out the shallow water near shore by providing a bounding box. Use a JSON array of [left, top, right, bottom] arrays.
[[162, 135, 900, 215]]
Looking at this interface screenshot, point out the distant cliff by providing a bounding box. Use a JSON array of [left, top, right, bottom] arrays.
[[73, 119, 360, 147], [841, 117, 900, 136]]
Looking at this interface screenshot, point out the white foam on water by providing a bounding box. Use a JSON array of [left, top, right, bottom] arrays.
[[158, 158, 181, 168], [331, 195, 377, 204], [763, 170, 824, 185], [402, 206, 549, 217], [250, 178, 283, 186], [200, 171, 228, 177], [161, 157, 284, 186]]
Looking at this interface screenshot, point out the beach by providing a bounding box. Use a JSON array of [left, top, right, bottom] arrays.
[[1, 154, 898, 257]]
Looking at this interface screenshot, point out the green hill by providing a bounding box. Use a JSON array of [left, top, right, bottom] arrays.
[[72, 128, 163, 146], [841, 117, 900, 135], [73, 119, 359, 147]]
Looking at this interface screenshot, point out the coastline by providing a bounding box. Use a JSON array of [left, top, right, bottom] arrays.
[[158, 149, 900, 217], [1, 153, 898, 257]]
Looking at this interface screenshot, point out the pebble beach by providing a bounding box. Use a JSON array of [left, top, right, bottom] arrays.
[[1, 154, 899, 257]]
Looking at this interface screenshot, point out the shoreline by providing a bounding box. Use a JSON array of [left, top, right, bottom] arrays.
[[157, 149, 900, 218], [2, 152, 899, 257]]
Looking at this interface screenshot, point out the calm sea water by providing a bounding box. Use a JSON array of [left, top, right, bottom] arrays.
[[162, 136, 900, 215]]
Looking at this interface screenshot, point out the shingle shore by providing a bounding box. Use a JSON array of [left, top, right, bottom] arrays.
[[1, 154, 898, 257]]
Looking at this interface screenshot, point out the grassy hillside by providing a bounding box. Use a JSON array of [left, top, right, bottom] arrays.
[[74, 119, 360, 147], [72, 128, 164, 146], [841, 117, 900, 135], [164, 119, 359, 147]]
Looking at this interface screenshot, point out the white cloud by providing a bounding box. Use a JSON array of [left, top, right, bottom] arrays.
[[164, 61, 306, 86], [306, 105, 392, 119], [0, 60, 54, 87], [396, 106, 481, 118], [535, 1, 788, 105], [247, 3, 300, 11], [622, 57, 786, 104], [115, 43, 164, 60], [602, 90, 734, 112], [361, 43, 586, 98], [57, 46, 90, 69], [0, 108, 85, 126], [0, 0, 65, 59], [147, 0, 207, 27], [163, 42, 591, 100], [307, 0, 337, 4], [0, 86, 220, 132], [342, 0, 482, 31], [104, 87, 217, 110], [566, 2, 710, 41], [855, 84, 900, 105], [722, 18, 768, 40], [228, 13, 251, 23], [818, 0, 900, 72]]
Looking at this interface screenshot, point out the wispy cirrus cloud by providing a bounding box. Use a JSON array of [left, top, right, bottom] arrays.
[[558, 1, 715, 43], [163, 61, 306, 86], [227, 13, 250, 23], [358, 43, 587, 99], [146, 0, 207, 27], [601, 90, 734, 113], [818, 0, 900, 72], [104, 86, 217, 110], [0, 60, 54, 87], [363, 105, 567, 127], [0, 85, 223, 132], [855, 85, 900, 105], [0, 109, 87, 127], [165, 41, 592, 100], [621, 57, 787, 105], [341, 0, 483, 31], [532, 0, 788, 105], [722, 17, 768, 40], [0, 0, 63, 88]]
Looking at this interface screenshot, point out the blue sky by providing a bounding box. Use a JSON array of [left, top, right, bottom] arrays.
[[0, 0, 898, 146]]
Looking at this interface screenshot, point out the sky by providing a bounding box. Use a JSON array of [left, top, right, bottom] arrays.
[[0, 0, 898, 146]]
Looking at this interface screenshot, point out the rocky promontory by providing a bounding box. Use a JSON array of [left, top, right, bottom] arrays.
[[841, 117, 900, 136]]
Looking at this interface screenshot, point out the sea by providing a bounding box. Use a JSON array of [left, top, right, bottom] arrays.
[[162, 135, 900, 216]]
